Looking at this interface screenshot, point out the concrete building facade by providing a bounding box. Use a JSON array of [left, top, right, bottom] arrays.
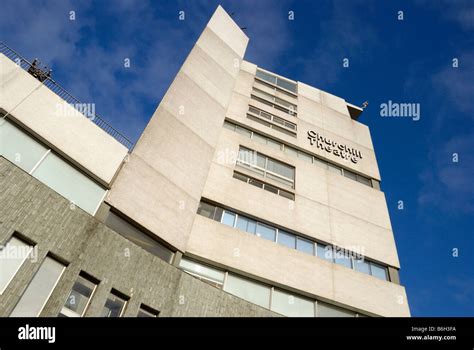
[[0, 6, 409, 317]]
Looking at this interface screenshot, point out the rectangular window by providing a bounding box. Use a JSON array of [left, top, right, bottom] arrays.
[[334, 249, 353, 269], [256, 223, 276, 241], [236, 216, 256, 234], [179, 258, 226, 288], [32, 152, 106, 215], [247, 106, 297, 136], [233, 172, 295, 201], [277, 230, 296, 249], [317, 301, 356, 317], [256, 69, 297, 93], [221, 211, 236, 227], [10, 256, 66, 317], [271, 289, 315, 317], [296, 237, 314, 255], [137, 304, 159, 317], [0, 235, 34, 294], [105, 211, 174, 263], [343, 169, 357, 181], [59, 273, 98, 317], [317, 244, 334, 263], [370, 262, 388, 281], [354, 258, 371, 274], [224, 274, 271, 308], [237, 147, 295, 189], [0, 120, 49, 173], [196, 201, 217, 220], [101, 290, 128, 317]]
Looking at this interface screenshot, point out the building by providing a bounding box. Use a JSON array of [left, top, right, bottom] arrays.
[[0, 6, 410, 317]]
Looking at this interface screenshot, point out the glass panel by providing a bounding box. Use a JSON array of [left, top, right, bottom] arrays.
[[248, 178, 264, 188], [252, 133, 268, 145], [101, 292, 127, 317], [278, 190, 295, 200], [236, 216, 250, 232], [266, 158, 294, 180], [137, 305, 159, 317], [263, 183, 279, 194], [224, 274, 271, 308], [223, 121, 236, 131], [273, 116, 286, 126], [256, 69, 277, 84], [317, 301, 356, 317], [235, 126, 252, 138], [343, 170, 357, 181], [221, 211, 236, 227], [61, 275, 96, 316], [354, 258, 371, 274], [10, 257, 65, 317], [277, 230, 296, 249], [0, 236, 33, 294], [266, 173, 294, 187], [296, 237, 314, 255], [197, 202, 216, 219], [271, 289, 314, 317], [267, 139, 283, 151], [284, 121, 297, 130], [276, 78, 297, 93], [284, 146, 298, 158], [298, 152, 313, 163], [247, 114, 272, 127], [370, 262, 388, 281], [179, 258, 225, 284], [0, 120, 49, 173], [32, 153, 106, 215], [256, 222, 276, 241], [260, 110, 272, 120], [334, 249, 353, 268], [248, 106, 260, 115], [237, 147, 253, 164], [313, 157, 328, 169], [317, 244, 334, 262], [273, 125, 296, 136], [233, 172, 249, 183], [327, 164, 342, 175], [246, 219, 257, 234], [105, 211, 174, 263], [356, 175, 372, 187]]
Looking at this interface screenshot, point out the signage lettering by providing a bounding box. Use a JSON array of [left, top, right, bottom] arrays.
[[307, 130, 362, 164]]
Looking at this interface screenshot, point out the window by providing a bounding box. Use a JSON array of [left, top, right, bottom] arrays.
[[256, 222, 276, 241], [221, 211, 236, 227], [354, 258, 371, 274], [343, 169, 357, 181], [256, 69, 297, 93], [296, 237, 314, 255], [224, 274, 271, 308], [0, 120, 106, 214], [179, 258, 225, 288], [0, 235, 34, 294], [59, 273, 98, 317], [237, 147, 295, 189], [317, 301, 356, 317], [247, 106, 297, 136], [101, 290, 128, 317], [10, 256, 66, 317], [370, 262, 388, 281], [277, 230, 296, 249], [0, 119, 48, 172], [251, 88, 297, 116], [271, 289, 315, 317], [32, 152, 106, 215], [317, 244, 334, 263], [334, 249, 353, 269], [236, 216, 257, 234], [137, 304, 159, 317], [105, 211, 174, 263], [197, 201, 217, 220], [233, 172, 295, 200]]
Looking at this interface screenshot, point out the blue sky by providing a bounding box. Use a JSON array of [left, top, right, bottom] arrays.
[[1, 0, 473, 316]]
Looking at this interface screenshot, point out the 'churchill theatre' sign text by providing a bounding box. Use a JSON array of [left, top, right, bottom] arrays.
[[307, 130, 362, 164]]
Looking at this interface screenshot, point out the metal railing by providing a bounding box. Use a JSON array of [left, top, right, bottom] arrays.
[[0, 42, 134, 150]]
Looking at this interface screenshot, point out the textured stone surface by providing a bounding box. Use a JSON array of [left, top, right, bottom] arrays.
[[0, 157, 277, 317]]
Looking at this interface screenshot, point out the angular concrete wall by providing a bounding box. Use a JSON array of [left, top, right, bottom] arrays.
[[107, 6, 249, 251], [0, 54, 128, 185]]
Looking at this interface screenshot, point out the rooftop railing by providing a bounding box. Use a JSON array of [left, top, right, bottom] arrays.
[[0, 42, 134, 150]]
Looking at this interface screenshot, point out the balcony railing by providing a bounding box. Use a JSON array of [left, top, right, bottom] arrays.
[[0, 42, 134, 150]]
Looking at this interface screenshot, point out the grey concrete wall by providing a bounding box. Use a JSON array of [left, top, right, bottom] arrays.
[[0, 157, 277, 317]]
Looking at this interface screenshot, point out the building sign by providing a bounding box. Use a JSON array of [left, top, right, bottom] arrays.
[[307, 130, 362, 164]]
